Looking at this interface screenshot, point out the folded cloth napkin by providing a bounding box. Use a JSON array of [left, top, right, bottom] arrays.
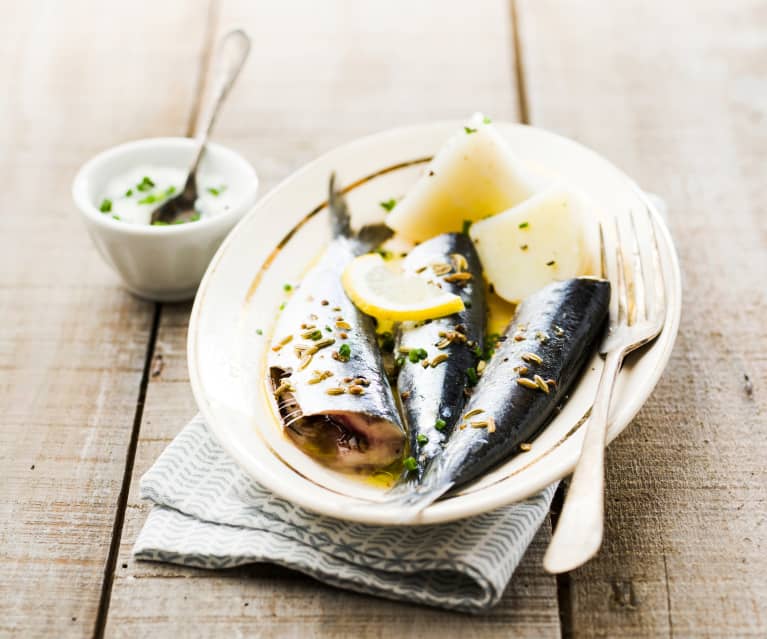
[[134, 414, 557, 613]]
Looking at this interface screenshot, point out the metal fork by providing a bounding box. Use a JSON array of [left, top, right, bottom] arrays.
[[543, 205, 667, 574]]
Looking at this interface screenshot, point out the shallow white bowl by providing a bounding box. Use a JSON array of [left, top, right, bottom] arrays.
[[189, 121, 682, 525], [72, 137, 258, 301]]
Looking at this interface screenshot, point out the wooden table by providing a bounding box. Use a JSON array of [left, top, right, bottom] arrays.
[[1, 1, 765, 636]]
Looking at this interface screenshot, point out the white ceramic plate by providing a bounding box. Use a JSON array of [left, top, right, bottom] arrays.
[[188, 121, 681, 525]]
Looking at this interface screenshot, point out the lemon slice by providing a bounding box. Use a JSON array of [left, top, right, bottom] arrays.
[[342, 254, 464, 321]]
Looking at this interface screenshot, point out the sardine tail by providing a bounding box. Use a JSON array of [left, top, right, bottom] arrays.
[[374, 473, 455, 521], [328, 173, 352, 239], [328, 173, 393, 252]]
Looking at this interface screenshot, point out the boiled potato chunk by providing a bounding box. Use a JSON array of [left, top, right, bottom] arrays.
[[386, 114, 537, 242], [470, 185, 596, 303]]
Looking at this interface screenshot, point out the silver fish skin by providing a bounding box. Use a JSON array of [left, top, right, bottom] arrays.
[[391, 277, 611, 511], [395, 233, 486, 480], [267, 175, 405, 472]]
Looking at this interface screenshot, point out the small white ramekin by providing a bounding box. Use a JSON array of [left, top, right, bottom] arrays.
[[72, 137, 258, 302]]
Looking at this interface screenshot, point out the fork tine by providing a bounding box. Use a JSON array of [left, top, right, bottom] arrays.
[[598, 223, 608, 280], [613, 216, 628, 325], [645, 204, 667, 323], [629, 209, 647, 322]]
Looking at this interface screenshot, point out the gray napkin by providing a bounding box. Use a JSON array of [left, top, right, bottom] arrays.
[[134, 414, 556, 612]]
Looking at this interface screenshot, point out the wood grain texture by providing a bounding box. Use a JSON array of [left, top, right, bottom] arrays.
[[105, 1, 563, 637], [0, 1, 208, 636], [515, 0, 767, 636]]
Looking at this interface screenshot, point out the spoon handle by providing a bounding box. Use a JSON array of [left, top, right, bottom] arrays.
[[184, 29, 252, 190]]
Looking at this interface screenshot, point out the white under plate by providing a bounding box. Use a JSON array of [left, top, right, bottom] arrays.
[[188, 121, 681, 525]]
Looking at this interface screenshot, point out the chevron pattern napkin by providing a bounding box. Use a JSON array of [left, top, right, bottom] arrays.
[[133, 414, 556, 612]]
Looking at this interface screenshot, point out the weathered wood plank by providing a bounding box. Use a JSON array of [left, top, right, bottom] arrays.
[[0, 2, 208, 636], [106, 1, 562, 636], [515, 0, 767, 636]]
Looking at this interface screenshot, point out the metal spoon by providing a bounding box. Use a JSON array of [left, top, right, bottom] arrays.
[[151, 29, 251, 225]]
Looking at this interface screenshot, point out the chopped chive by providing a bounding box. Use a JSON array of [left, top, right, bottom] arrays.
[[164, 185, 176, 197], [325, 325, 333, 333], [377, 331, 395, 353], [518, 221, 529, 229], [379, 199, 397, 212], [464, 126, 477, 134], [152, 220, 168, 226], [483, 115, 492, 124], [283, 283, 293, 292], [172, 219, 185, 225], [137, 176, 155, 192], [99, 198, 112, 213], [308, 329, 323, 340], [279, 302, 286, 311], [338, 343, 351, 360], [461, 219, 472, 235], [125, 189, 133, 197], [111, 214, 120, 221], [416, 434, 428, 445], [138, 194, 158, 205], [256, 329, 263, 335], [207, 185, 227, 196], [474, 339, 496, 361], [465, 367, 479, 386], [190, 212, 201, 222], [403, 456, 418, 471], [395, 356, 405, 368], [408, 348, 428, 363], [435, 418, 446, 431]]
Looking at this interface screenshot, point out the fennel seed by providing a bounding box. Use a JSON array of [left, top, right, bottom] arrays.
[[430, 262, 452, 275], [308, 370, 333, 384], [450, 253, 468, 272], [430, 353, 449, 367], [444, 272, 473, 283], [273, 381, 294, 397], [271, 334, 294, 352]]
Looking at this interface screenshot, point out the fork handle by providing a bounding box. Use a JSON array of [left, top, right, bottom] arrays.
[[543, 348, 623, 573]]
